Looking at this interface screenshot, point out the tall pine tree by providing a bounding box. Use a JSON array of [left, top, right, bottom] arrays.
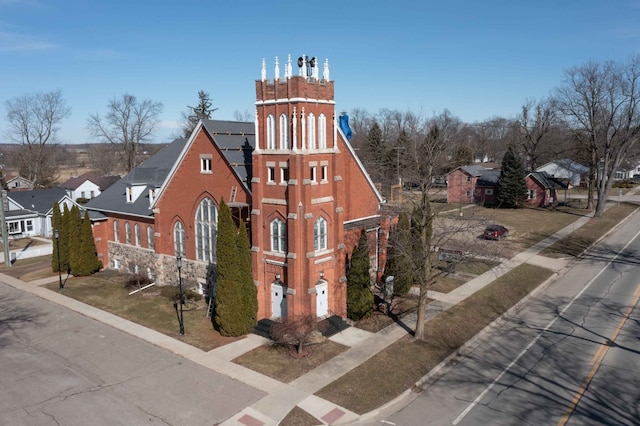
[[496, 146, 528, 208], [73, 211, 102, 276], [60, 203, 71, 273], [214, 200, 247, 336], [68, 205, 83, 275], [238, 220, 257, 332], [51, 202, 62, 272], [384, 212, 414, 295], [347, 230, 374, 321]]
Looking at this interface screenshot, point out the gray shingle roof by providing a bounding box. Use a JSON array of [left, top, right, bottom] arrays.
[[86, 120, 255, 218], [86, 138, 188, 217], [201, 119, 255, 191], [8, 187, 68, 215], [528, 171, 568, 189]]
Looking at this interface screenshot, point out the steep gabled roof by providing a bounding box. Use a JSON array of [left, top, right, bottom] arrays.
[[476, 168, 500, 186], [459, 164, 488, 176], [537, 159, 589, 174], [61, 171, 121, 191], [528, 171, 568, 189], [7, 187, 69, 215], [85, 138, 188, 218], [201, 120, 255, 191]]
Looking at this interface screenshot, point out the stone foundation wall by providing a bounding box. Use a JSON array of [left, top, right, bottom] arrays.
[[107, 242, 215, 294]]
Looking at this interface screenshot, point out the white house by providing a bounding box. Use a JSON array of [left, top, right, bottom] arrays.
[[61, 172, 120, 202], [5, 188, 78, 238], [536, 159, 589, 188]]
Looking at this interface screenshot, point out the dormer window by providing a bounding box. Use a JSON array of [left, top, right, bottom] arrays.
[[125, 184, 146, 203], [126, 187, 133, 203], [149, 188, 156, 206]]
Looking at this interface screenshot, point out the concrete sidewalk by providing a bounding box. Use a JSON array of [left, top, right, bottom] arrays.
[[2, 199, 636, 425]]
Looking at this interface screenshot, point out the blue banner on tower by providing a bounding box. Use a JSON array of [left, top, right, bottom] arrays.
[[339, 113, 353, 141]]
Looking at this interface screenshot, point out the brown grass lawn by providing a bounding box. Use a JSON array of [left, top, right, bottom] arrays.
[[0, 255, 57, 281], [42, 271, 240, 351], [280, 406, 322, 426], [233, 340, 348, 383], [541, 202, 638, 258], [315, 263, 554, 415]]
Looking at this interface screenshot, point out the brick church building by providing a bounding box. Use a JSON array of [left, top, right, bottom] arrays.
[[87, 55, 390, 320]]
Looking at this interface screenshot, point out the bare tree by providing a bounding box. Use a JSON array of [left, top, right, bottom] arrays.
[[87, 143, 120, 175], [87, 94, 163, 173], [4, 90, 71, 186], [232, 110, 253, 122], [554, 56, 640, 217], [518, 98, 556, 171]]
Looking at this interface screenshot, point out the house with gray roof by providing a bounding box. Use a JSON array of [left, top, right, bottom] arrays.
[[6, 187, 78, 238], [536, 159, 589, 188]]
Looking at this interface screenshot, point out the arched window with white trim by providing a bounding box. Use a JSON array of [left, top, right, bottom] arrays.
[[279, 113, 289, 150], [134, 224, 141, 246], [271, 218, 286, 253], [195, 198, 217, 262], [267, 114, 276, 150], [113, 220, 119, 243], [125, 222, 131, 244], [318, 114, 327, 149], [314, 217, 327, 252], [147, 225, 154, 249], [174, 221, 185, 256], [307, 113, 316, 150]]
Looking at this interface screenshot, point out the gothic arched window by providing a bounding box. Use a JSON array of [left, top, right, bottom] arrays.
[[267, 114, 276, 150], [318, 113, 327, 149], [195, 198, 217, 262], [279, 113, 289, 150]]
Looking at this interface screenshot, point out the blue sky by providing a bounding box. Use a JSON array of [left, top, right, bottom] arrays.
[[1, 0, 639, 145]]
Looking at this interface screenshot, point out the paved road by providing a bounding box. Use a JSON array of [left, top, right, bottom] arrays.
[[0, 282, 265, 426], [382, 209, 640, 425]]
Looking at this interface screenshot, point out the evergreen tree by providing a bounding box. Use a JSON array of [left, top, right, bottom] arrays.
[[496, 146, 528, 208], [73, 211, 101, 276], [384, 212, 414, 295], [182, 90, 218, 138], [238, 220, 258, 332], [365, 121, 393, 183], [60, 203, 71, 273], [51, 202, 62, 272], [214, 200, 246, 336], [346, 230, 374, 321], [68, 205, 82, 275]]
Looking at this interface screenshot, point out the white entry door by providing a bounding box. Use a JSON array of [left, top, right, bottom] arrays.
[[271, 283, 287, 319], [316, 282, 328, 317]]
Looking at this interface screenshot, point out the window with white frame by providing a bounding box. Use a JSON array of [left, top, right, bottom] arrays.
[[26, 220, 33, 232], [321, 165, 328, 182], [280, 166, 289, 184], [125, 222, 131, 244], [134, 224, 141, 246], [113, 258, 121, 270], [147, 226, 154, 249], [200, 155, 212, 173], [465, 190, 471, 197], [174, 221, 185, 256], [8, 221, 20, 234], [114, 220, 119, 243], [267, 114, 276, 149], [279, 113, 289, 149], [310, 165, 317, 183], [126, 187, 133, 203], [267, 166, 276, 183], [314, 217, 327, 252], [466, 176, 472, 182], [528, 189, 536, 199], [307, 113, 316, 149], [196, 198, 217, 262], [318, 114, 327, 149], [271, 218, 287, 253]]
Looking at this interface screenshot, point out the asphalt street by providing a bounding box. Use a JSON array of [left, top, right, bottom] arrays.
[[382, 208, 640, 426], [0, 282, 266, 426]]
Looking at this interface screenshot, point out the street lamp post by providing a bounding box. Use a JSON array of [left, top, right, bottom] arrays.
[[176, 255, 184, 335], [54, 229, 63, 290]]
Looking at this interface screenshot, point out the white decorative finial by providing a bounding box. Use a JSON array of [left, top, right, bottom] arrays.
[[311, 58, 319, 81], [286, 54, 292, 79], [274, 56, 280, 81], [323, 59, 330, 81], [261, 58, 266, 81], [300, 54, 307, 78]]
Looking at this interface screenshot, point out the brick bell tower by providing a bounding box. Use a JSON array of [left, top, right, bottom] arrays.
[[252, 54, 345, 320]]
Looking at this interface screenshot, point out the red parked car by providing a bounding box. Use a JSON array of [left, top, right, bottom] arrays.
[[484, 224, 509, 240]]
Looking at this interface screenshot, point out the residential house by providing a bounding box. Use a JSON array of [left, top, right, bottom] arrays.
[[536, 159, 588, 188], [4, 174, 35, 191], [525, 171, 567, 207], [86, 55, 389, 321], [61, 171, 120, 202], [447, 165, 500, 206], [5, 187, 77, 238]]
